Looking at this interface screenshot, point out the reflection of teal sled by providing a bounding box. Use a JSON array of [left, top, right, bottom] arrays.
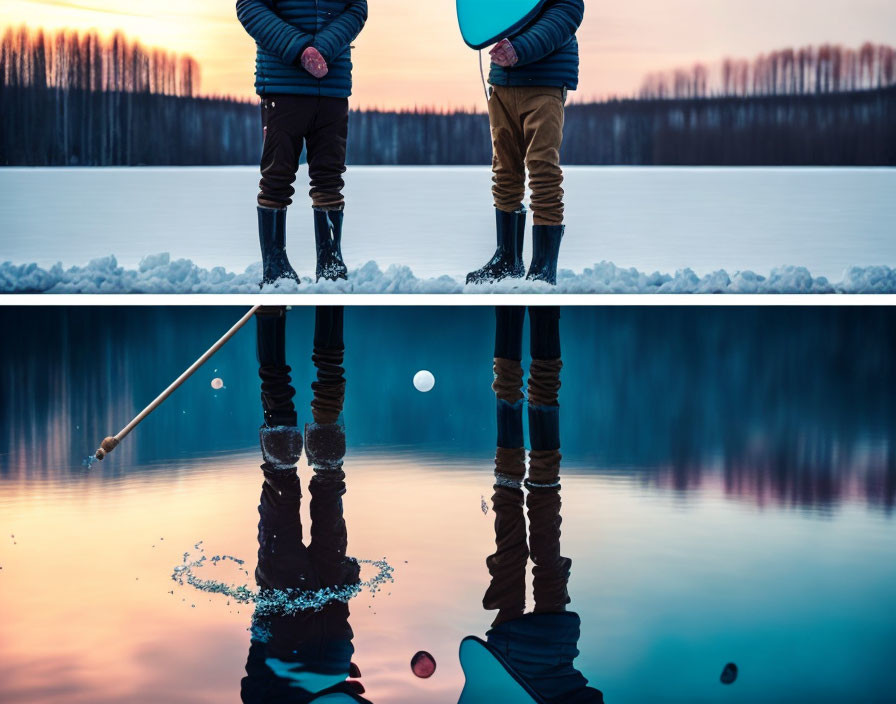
[[456, 0, 549, 49], [458, 635, 548, 703]]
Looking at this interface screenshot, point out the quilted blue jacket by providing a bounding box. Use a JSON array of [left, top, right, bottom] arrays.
[[488, 0, 584, 90], [236, 0, 367, 98]]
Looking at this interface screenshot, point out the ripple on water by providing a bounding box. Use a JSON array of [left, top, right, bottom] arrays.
[[171, 541, 395, 616]]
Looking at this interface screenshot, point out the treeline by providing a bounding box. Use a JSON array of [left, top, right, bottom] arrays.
[[1, 27, 893, 165], [1, 25, 199, 96], [3, 86, 893, 165], [0, 85, 258, 165], [561, 88, 895, 166], [0, 26, 245, 165], [641, 42, 896, 99]]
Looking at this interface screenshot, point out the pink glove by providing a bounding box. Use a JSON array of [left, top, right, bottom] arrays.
[[489, 38, 518, 67], [301, 46, 328, 78]]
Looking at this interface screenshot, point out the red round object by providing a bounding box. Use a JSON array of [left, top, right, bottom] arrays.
[[411, 651, 436, 678]]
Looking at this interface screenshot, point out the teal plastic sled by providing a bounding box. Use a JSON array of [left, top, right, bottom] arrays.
[[457, 635, 544, 703], [456, 0, 548, 49]]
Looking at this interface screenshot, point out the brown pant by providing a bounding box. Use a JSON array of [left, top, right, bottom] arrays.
[[488, 85, 565, 226]]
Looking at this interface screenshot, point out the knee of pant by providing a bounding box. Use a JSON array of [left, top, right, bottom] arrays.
[[525, 154, 562, 175]]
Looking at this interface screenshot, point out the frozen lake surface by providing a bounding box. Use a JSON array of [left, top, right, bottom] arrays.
[[1, 166, 895, 293], [1, 306, 895, 702]]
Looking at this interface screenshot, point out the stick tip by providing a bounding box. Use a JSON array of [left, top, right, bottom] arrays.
[[95, 436, 119, 460]]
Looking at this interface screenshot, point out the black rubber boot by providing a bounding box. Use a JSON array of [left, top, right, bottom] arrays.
[[257, 206, 300, 288], [466, 207, 526, 285], [313, 208, 348, 282], [526, 224, 564, 286]]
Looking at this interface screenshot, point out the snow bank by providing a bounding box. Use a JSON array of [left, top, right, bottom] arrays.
[[1, 254, 895, 293]]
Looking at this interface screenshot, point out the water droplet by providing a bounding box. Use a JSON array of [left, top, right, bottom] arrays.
[[720, 663, 738, 684], [411, 651, 436, 678]]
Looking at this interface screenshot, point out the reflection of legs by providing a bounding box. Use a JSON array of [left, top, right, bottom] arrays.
[[306, 306, 358, 587], [308, 459, 359, 589], [484, 306, 528, 625], [526, 306, 570, 612], [493, 306, 525, 477], [310, 306, 346, 426], [256, 306, 297, 427], [254, 306, 307, 590]]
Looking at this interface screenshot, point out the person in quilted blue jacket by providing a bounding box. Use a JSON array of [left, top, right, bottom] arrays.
[[236, 0, 368, 286], [466, 0, 585, 288]]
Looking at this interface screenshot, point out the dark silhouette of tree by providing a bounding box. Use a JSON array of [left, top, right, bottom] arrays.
[[1, 28, 894, 166], [640, 42, 896, 99]]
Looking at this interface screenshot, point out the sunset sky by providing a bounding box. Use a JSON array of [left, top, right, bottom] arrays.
[[2, 0, 895, 109]]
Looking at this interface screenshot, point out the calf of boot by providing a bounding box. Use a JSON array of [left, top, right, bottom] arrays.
[[257, 206, 300, 287], [526, 224, 564, 286], [466, 207, 526, 284], [313, 208, 348, 282]]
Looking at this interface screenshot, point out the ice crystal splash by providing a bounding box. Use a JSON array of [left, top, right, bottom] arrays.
[[171, 541, 395, 615], [82, 455, 99, 469]]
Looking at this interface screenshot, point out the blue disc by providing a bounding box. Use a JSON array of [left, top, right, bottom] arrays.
[[456, 0, 548, 49]]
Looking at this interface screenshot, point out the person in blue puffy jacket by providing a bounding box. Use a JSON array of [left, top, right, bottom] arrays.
[[236, 0, 368, 286], [466, 0, 585, 287]]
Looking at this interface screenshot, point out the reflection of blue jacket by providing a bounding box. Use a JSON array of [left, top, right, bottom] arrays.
[[236, 0, 368, 98], [486, 612, 602, 703], [488, 0, 584, 90]]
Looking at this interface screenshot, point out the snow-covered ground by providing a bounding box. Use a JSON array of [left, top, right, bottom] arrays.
[[1, 166, 894, 293]]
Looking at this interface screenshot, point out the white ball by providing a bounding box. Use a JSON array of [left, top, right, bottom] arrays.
[[211, 377, 224, 390], [413, 370, 435, 392]]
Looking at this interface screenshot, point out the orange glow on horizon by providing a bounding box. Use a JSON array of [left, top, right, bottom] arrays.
[[2, 0, 896, 109]]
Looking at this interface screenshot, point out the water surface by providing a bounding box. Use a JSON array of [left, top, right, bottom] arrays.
[[0, 306, 894, 703]]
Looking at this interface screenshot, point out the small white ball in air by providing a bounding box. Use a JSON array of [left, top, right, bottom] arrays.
[[413, 370, 435, 392], [211, 378, 224, 390]]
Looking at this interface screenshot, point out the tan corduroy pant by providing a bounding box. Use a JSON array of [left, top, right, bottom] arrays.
[[488, 85, 565, 226]]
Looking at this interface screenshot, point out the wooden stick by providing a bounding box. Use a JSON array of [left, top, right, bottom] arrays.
[[95, 305, 261, 460]]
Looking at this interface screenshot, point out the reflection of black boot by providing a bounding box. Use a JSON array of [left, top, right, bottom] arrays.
[[526, 306, 568, 610], [467, 207, 526, 284], [526, 224, 564, 285], [313, 208, 348, 282], [257, 206, 300, 288]]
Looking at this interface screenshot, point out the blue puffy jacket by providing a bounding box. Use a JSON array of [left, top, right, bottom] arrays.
[[236, 0, 368, 98], [488, 0, 584, 90]]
